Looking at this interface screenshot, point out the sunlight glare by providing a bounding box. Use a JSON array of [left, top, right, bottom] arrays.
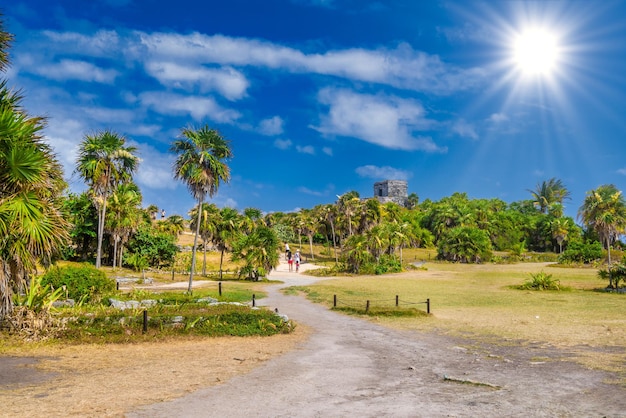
[[513, 28, 559, 76]]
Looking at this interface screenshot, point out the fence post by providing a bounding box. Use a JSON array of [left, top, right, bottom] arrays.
[[333, 294, 337, 308], [252, 294, 256, 307], [171, 270, 175, 281], [116, 281, 119, 291], [395, 295, 399, 307], [219, 282, 222, 296], [426, 298, 430, 314], [365, 300, 370, 313], [142, 309, 148, 334]]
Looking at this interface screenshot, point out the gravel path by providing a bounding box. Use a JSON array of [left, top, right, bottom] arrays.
[[129, 263, 625, 418]]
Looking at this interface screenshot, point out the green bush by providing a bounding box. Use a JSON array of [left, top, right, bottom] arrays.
[[40, 264, 115, 303], [558, 240, 603, 264], [519, 271, 561, 291], [374, 255, 402, 275]]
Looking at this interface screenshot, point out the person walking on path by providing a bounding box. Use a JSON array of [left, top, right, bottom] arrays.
[[284, 242, 290, 260], [294, 249, 301, 273], [287, 250, 293, 272]]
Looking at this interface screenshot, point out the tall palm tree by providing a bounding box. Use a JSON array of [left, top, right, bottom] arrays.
[[529, 178, 571, 215], [171, 125, 232, 291], [578, 184, 626, 287], [76, 130, 138, 268], [0, 20, 69, 319], [106, 183, 142, 268]]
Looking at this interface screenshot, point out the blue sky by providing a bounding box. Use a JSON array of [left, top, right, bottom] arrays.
[[4, 0, 626, 219]]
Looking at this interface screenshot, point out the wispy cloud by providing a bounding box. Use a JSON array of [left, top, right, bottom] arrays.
[[297, 183, 335, 196], [258, 116, 284, 136], [139, 92, 241, 123], [617, 168, 626, 175], [355, 165, 412, 180], [27, 58, 119, 83], [296, 145, 315, 154], [274, 138, 292, 150], [313, 88, 445, 152], [144, 61, 249, 100], [451, 119, 478, 140]]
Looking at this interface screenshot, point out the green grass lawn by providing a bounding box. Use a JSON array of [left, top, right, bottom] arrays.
[[296, 260, 625, 375]]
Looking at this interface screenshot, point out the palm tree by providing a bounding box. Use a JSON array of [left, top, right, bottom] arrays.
[[213, 207, 240, 280], [0, 20, 69, 319], [578, 184, 626, 287], [106, 183, 142, 268], [189, 202, 219, 275], [529, 178, 571, 215], [76, 130, 138, 268], [171, 125, 232, 291]]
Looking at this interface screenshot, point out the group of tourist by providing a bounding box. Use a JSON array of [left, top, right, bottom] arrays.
[[284, 243, 301, 272]]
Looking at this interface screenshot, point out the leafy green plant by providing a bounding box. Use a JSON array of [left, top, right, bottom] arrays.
[[14, 275, 64, 312], [40, 264, 115, 303], [519, 271, 562, 291], [558, 240, 603, 264], [597, 256, 626, 289]]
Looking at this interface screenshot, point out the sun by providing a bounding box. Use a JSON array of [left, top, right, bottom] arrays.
[[513, 28, 560, 76]]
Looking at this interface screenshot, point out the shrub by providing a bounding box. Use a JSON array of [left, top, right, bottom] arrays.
[[597, 256, 626, 289], [519, 271, 561, 291], [558, 240, 603, 264], [40, 264, 115, 303], [374, 255, 402, 275], [438, 226, 492, 263]]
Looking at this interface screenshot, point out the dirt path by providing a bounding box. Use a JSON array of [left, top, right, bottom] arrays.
[[128, 263, 626, 418]]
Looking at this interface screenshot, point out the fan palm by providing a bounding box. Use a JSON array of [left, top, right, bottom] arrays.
[[171, 125, 232, 291], [0, 81, 69, 319], [76, 130, 138, 268], [578, 184, 626, 287], [529, 178, 571, 215]]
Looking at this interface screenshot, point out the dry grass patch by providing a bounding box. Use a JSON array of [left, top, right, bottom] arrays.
[[0, 327, 309, 417]]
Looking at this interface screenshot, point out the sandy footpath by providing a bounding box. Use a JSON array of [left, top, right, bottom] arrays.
[[128, 261, 626, 418]]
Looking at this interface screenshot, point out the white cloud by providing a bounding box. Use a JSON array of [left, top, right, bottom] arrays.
[[144, 61, 248, 100], [297, 183, 335, 196], [617, 168, 626, 175], [313, 88, 445, 152], [322, 146, 333, 156], [135, 32, 484, 94], [488, 113, 509, 123], [139, 92, 241, 123], [132, 142, 177, 190], [29, 59, 119, 83], [296, 145, 315, 154], [259, 116, 284, 136], [452, 119, 478, 140], [355, 165, 412, 180], [42, 30, 121, 57], [274, 138, 292, 150]]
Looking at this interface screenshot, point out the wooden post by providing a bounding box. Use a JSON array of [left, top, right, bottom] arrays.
[[395, 295, 399, 307], [171, 270, 175, 281], [426, 298, 430, 314], [219, 282, 222, 296], [142, 309, 148, 334], [252, 294, 256, 307], [365, 300, 370, 313], [116, 281, 119, 291]]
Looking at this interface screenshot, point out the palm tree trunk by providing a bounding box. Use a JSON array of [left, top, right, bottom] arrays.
[[188, 198, 203, 293], [219, 249, 225, 280], [330, 219, 338, 264], [112, 237, 118, 269], [96, 203, 107, 268], [308, 234, 314, 260], [202, 241, 207, 276], [0, 262, 12, 321], [606, 236, 614, 288]]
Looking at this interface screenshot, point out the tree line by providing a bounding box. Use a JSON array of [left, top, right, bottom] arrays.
[[2, 11, 625, 323]]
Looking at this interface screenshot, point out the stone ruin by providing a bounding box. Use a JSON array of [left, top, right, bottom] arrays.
[[373, 180, 409, 207]]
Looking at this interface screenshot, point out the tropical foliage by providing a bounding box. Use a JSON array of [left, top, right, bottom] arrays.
[[171, 125, 232, 292], [0, 17, 69, 321]]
